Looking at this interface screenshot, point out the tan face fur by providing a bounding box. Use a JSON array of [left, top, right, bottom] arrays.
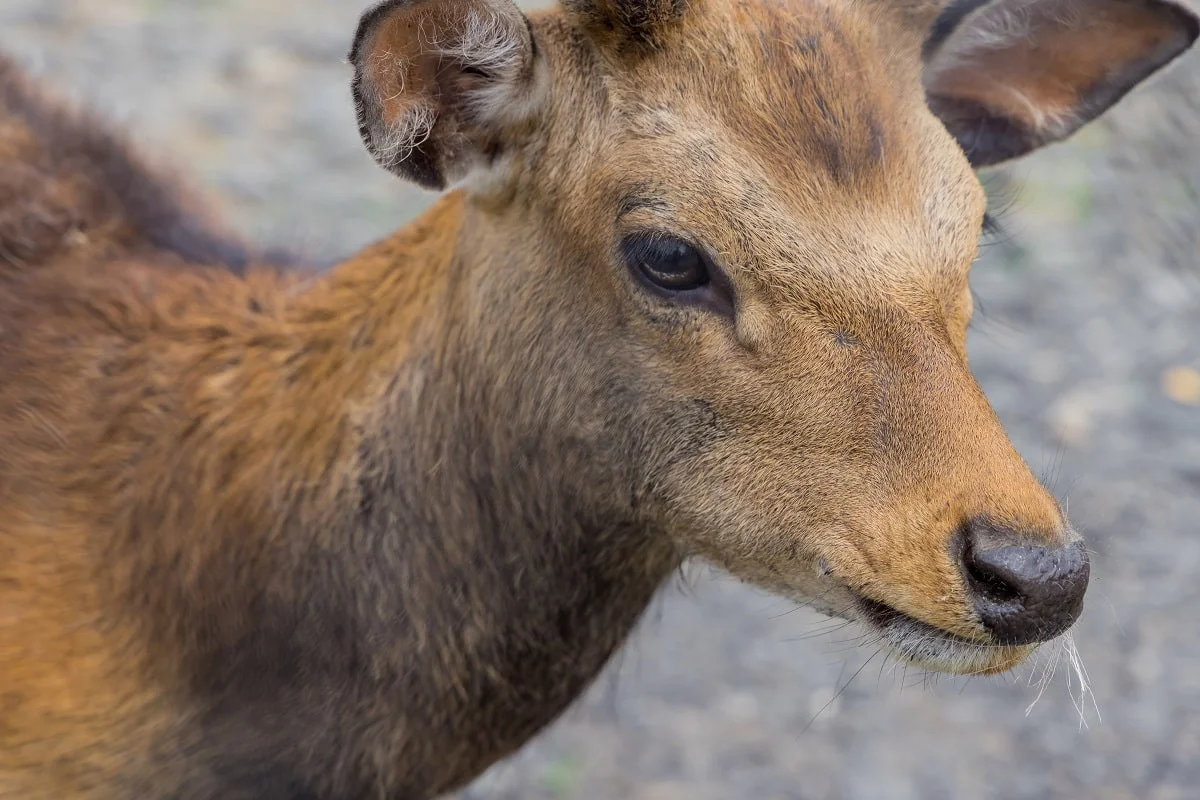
[[524, 0, 1050, 675], [0, 1, 1196, 795], [350, 0, 1197, 676]]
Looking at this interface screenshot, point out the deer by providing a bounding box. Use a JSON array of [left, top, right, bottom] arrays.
[[0, 0, 1195, 796]]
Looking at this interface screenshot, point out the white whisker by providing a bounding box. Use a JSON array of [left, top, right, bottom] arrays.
[[1062, 633, 1100, 728]]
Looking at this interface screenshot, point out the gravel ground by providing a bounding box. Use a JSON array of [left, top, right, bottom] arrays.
[[3, 2, 1199, 798]]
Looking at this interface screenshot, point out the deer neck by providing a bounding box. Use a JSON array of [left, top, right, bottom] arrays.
[[175, 191, 679, 796]]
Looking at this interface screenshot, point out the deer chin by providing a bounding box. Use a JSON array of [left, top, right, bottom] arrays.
[[853, 596, 1035, 676], [761, 572, 1032, 675]]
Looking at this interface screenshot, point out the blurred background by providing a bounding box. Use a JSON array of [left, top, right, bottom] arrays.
[[3, 1, 1198, 798]]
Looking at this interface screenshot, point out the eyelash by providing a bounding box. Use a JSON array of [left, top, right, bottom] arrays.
[[979, 173, 1017, 243], [981, 210, 1005, 239]]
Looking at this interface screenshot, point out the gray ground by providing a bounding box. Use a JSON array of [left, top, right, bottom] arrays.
[[3, 1, 1199, 798]]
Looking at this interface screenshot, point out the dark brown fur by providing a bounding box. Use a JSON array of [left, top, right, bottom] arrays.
[[0, 55, 295, 275], [0, 0, 1195, 798]]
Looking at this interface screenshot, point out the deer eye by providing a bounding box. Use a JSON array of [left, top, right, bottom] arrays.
[[621, 232, 711, 292]]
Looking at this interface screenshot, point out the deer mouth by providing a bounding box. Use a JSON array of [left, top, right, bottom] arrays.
[[853, 596, 1031, 676]]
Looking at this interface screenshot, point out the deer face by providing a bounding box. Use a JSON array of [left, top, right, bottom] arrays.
[[350, 0, 1197, 674]]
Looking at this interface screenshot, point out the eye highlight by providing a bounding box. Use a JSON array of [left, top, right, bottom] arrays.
[[621, 232, 711, 292]]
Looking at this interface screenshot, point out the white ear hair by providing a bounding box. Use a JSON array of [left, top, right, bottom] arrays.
[[925, 0, 1085, 136], [438, 7, 548, 127], [350, 0, 547, 190], [920, 0, 1198, 166]]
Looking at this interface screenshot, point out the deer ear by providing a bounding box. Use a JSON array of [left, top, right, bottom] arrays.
[[349, 0, 544, 190], [922, 0, 1198, 167]]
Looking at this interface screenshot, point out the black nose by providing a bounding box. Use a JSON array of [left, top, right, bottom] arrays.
[[959, 522, 1090, 646]]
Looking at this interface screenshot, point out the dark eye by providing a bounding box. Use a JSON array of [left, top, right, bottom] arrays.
[[620, 232, 711, 292]]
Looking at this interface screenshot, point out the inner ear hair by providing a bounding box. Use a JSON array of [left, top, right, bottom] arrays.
[[922, 0, 995, 60], [920, 0, 1199, 166], [349, 0, 542, 190]]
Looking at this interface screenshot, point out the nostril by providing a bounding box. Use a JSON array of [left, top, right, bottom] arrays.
[[964, 550, 1023, 606]]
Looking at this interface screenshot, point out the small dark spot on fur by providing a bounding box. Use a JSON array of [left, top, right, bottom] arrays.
[[832, 329, 859, 348]]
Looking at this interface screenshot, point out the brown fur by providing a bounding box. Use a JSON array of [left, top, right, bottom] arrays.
[[0, 0, 1195, 798], [0, 55, 293, 274]]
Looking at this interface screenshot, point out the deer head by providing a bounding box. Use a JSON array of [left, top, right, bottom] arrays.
[[347, 0, 1197, 675]]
